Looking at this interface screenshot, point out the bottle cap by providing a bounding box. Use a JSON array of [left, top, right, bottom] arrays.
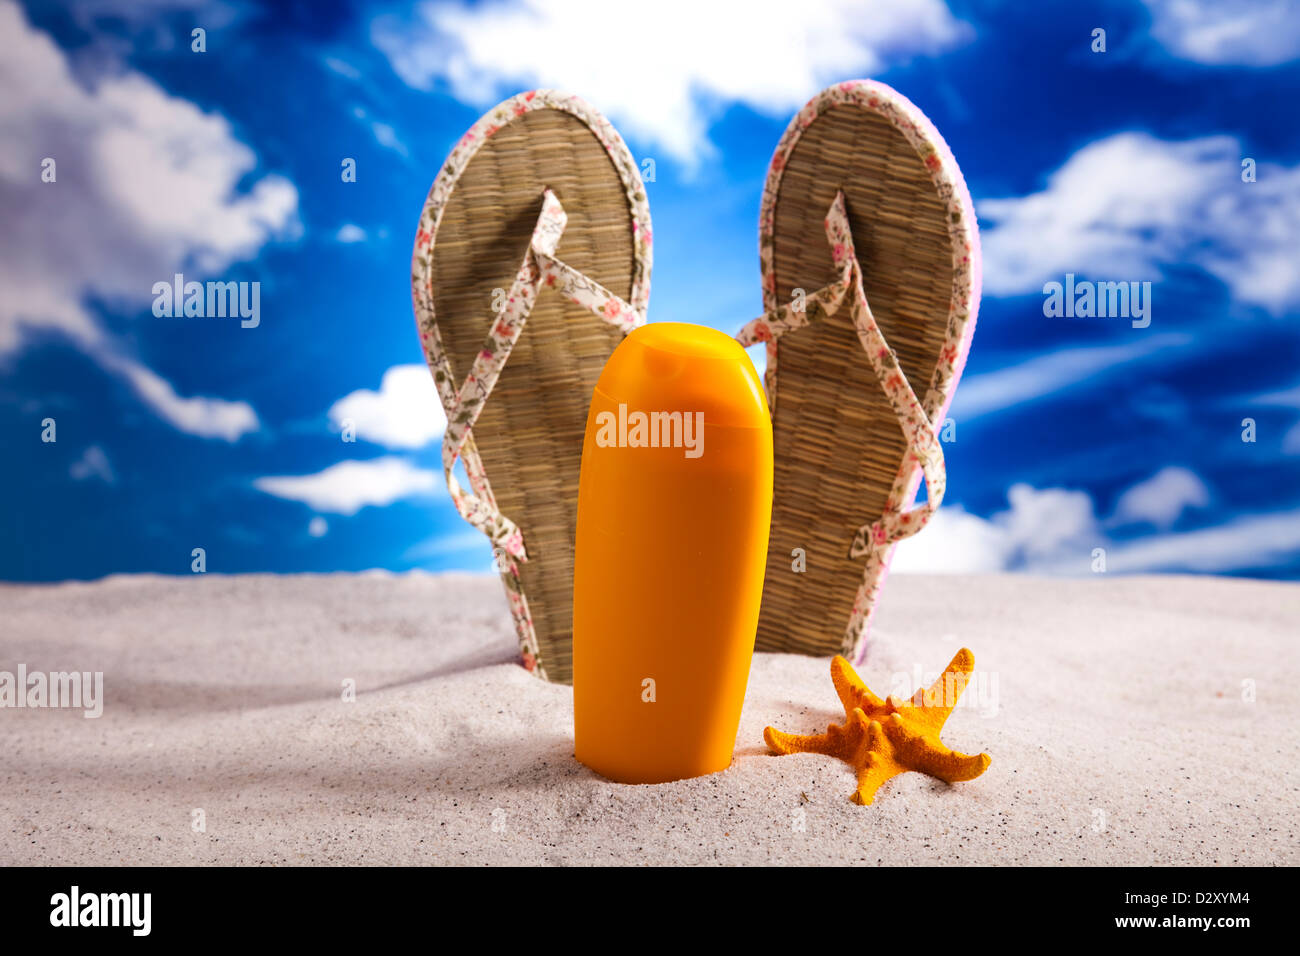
[[594, 322, 770, 430]]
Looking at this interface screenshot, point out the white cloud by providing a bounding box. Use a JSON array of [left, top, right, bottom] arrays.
[[979, 133, 1300, 313], [254, 457, 440, 515], [369, 119, 408, 157], [1252, 384, 1300, 408], [952, 334, 1189, 420], [1112, 466, 1210, 529], [1283, 422, 1300, 455], [1246, 383, 1300, 455], [71, 0, 238, 29], [323, 56, 362, 80], [996, 484, 1100, 562], [1144, 0, 1300, 67], [892, 483, 1101, 574], [403, 529, 491, 561], [372, 0, 969, 165], [888, 505, 1011, 573], [349, 105, 409, 157], [896, 470, 1295, 576], [101, 351, 258, 441], [1101, 508, 1300, 573], [336, 223, 367, 243], [307, 516, 329, 537], [69, 444, 116, 484], [328, 364, 446, 449], [0, 1, 296, 437]]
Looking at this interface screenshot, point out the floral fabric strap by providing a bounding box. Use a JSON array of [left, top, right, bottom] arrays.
[[736, 191, 946, 556], [441, 188, 641, 562]]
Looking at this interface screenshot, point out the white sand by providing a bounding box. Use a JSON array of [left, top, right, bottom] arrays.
[[1, 571, 1296, 866]]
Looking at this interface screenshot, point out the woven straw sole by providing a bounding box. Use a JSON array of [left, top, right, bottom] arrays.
[[424, 107, 643, 683], [755, 93, 972, 657]]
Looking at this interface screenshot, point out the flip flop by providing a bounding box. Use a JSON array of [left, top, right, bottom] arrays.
[[736, 80, 981, 663], [411, 90, 652, 683]]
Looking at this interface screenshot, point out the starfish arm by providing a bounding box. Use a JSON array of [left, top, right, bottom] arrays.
[[882, 712, 991, 782], [852, 751, 901, 805], [916, 744, 991, 783], [831, 655, 886, 715], [764, 721, 858, 760], [911, 647, 977, 730], [941, 749, 991, 782]]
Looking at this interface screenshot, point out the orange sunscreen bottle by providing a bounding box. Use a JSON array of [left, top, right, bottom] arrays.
[[573, 322, 773, 784]]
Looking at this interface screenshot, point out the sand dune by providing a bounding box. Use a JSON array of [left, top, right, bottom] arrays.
[[1, 571, 1296, 865]]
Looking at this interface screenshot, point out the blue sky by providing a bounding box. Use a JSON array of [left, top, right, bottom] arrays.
[[3, 0, 1299, 581]]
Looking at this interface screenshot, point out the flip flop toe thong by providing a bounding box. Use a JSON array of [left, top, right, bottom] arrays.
[[737, 80, 981, 663], [412, 90, 652, 683]]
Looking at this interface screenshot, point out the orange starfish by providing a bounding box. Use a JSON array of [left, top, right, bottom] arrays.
[[764, 649, 991, 805]]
